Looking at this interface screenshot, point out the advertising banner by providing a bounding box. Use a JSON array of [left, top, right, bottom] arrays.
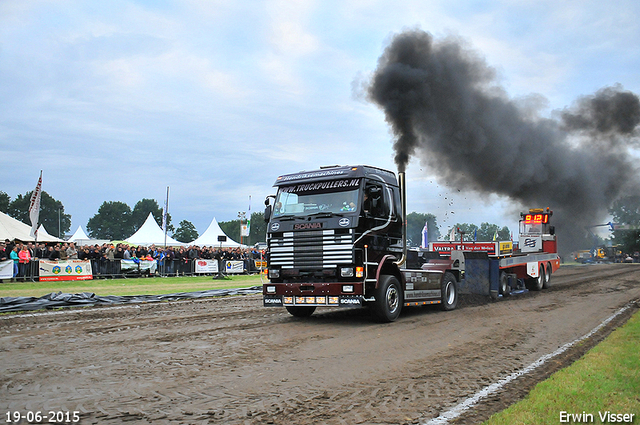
[[225, 260, 245, 274], [0, 260, 13, 279], [195, 259, 219, 274], [121, 259, 157, 274], [429, 241, 499, 256], [39, 260, 93, 281]]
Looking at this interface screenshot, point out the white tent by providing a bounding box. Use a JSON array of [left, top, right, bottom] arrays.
[[69, 225, 89, 242], [0, 211, 34, 242], [190, 217, 243, 247], [36, 224, 65, 243], [126, 212, 184, 246], [68, 226, 109, 246]]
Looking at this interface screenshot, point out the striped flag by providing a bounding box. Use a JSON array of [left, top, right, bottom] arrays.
[[28, 171, 42, 238]]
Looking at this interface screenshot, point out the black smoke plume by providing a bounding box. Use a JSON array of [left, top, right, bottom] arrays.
[[367, 29, 640, 254]]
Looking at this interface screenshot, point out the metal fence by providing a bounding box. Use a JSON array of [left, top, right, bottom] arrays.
[[6, 257, 266, 282]]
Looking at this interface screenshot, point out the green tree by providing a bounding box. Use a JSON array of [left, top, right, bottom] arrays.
[[406, 212, 440, 247], [131, 198, 174, 233], [446, 223, 479, 241], [249, 212, 267, 244], [173, 220, 199, 243], [609, 195, 640, 252], [0, 191, 10, 213], [477, 222, 511, 241], [87, 201, 134, 240], [219, 219, 241, 244], [8, 191, 71, 237]]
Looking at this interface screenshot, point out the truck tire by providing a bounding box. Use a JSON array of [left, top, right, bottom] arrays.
[[543, 263, 551, 289], [441, 272, 458, 311], [499, 272, 510, 296], [527, 265, 545, 291], [285, 306, 316, 318], [372, 275, 403, 322]]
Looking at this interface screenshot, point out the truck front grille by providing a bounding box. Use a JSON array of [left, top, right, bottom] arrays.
[[269, 229, 354, 268]]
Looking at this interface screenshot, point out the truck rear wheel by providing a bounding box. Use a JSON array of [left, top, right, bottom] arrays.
[[441, 272, 458, 311], [527, 265, 545, 291], [499, 272, 510, 296], [543, 263, 551, 289], [285, 306, 316, 318], [372, 275, 402, 322]]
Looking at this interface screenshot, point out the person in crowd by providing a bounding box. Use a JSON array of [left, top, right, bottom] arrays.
[[0, 242, 7, 262], [165, 247, 175, 275], [48, 245, 60, 261], [105, 244, 115, 261], [35, 243, 48, 259], [59, 243, 68, 261], [10, 246, 19, 280], [27, 243, 35, 258], [66, 242, 78, 259], [18, 245, 31, 279]]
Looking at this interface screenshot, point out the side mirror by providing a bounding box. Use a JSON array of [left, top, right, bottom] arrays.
[[264, 205, 272, 222]]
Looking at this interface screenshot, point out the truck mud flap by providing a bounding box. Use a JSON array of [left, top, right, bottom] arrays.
[[458, 252, 499, 298]]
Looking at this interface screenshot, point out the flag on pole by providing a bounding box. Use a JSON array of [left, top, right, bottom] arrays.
[[492, 228, 499, 241], [473, 229, 477, 241], [421, 221, 428, 248], [162, 187, 169, 232], [29, 171, 43, 238], [448, 227, 456, 241], [246, 195, 251, 236]]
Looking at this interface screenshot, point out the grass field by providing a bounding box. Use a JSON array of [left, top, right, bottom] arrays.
[[485, 310, 640, 424], [0, 274, 265, 298]]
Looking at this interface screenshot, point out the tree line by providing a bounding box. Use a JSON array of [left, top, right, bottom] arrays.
[[13, 190, 640, 253]]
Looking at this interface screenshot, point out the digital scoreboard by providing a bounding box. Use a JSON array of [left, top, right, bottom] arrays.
[[521, 208, 552, 224]]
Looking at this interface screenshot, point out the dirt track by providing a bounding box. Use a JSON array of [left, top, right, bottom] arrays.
[[1, 263, 639, 424]]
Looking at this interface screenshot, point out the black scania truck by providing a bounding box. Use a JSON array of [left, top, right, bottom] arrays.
[[262, 165, 459, 322]]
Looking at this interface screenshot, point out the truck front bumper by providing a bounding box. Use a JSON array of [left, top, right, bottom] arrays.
[[263, 294, 364, 307]]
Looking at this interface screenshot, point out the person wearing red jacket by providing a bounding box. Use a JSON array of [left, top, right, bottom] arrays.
[[18, 245, 31, 279]]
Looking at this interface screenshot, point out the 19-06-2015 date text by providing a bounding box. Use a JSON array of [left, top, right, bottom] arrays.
[[5, 411, 80, 423]]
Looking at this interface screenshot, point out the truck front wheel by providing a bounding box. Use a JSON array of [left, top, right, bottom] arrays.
[[372, 275, 403, 322], [441, 272, 458, 311], [285, 306, 316, 318]]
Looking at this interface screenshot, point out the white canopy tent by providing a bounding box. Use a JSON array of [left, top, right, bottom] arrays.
[[190, 217, 243, 248], [68, 226, 109, 246], [126, 213, 184, 246], [0, 211, 66, 243], [0, 211, 34, 242], [36, 224, 65, 243]]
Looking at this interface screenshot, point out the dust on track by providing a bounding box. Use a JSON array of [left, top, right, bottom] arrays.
[[1, 264, 639, 424]]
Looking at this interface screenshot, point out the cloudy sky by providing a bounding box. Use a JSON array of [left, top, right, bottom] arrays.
[[1, 0, 639, 239]]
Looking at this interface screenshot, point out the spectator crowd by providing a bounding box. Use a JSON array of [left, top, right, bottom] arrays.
[[0, 239, 266, 281]]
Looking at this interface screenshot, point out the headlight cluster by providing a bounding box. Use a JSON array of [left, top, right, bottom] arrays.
[[340, 266, 364, 278]]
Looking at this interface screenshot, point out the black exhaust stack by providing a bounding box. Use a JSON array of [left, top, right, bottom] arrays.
[[395, 171, 407, 266]]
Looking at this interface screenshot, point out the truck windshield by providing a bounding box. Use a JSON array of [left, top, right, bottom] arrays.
[[273, 178, 361, 217], [520, 221, 543, 235]]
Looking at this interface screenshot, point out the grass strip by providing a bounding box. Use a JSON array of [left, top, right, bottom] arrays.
[[0, 274, 265, 298], [484, 310, 640, 424]]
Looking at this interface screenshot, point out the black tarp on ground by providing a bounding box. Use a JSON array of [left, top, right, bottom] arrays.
[[0, 286, 262, 313]]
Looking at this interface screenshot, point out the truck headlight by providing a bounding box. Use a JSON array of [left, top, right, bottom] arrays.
[[269, 269, 280, 279], [341, 267, 354, 278], [343, 285, 354, 293], [266, 286, 276, 294]]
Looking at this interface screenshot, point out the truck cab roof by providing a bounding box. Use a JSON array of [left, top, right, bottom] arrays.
[[273, 165, 398, 187]]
